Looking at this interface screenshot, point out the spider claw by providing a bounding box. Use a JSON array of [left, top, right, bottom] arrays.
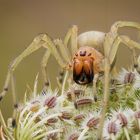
[[94, 95, 97, 102], [12, 119, 16, 128]]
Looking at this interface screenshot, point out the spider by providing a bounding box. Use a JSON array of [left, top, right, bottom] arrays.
[[1, 21, 140, 130]]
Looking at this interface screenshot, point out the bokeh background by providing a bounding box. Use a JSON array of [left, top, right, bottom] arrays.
[[0, 0, 140, 119]]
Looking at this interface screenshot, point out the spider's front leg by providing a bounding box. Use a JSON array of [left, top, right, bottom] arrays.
[[0, 34, 66, 126], [53, 25, 79, 92]]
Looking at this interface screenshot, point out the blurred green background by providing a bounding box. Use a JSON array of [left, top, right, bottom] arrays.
[[0, 0, 140, 120]]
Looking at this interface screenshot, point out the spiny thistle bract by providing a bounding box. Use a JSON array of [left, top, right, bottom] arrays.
[[0, 67, 140, 140]]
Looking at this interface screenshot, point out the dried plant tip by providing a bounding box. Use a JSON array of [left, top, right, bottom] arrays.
[[107, 121, 118, 135], [74, 114, 85, 123], [47, 132, 57, 140], [59, 70, 64, 76], [117, 113, 128, 127], [74, 98, 93, 109], [74, 90, 84, 97], [134, 110, 140, 119], [44, 81, 49, 86], [34, 116, 41, 123], [0, 96, 3, 101], [58, 77, 63, 83], [44, 96, 57, 108], [0, 126, 5, 140], [12, 119, 16, 128], [67, 90, 84, 101], [87, 117, 99, 128], [68, 133, 79, 140], [60, 111, 73, 120], [30, 102, 40, 112], [124, 72, 135, 84]]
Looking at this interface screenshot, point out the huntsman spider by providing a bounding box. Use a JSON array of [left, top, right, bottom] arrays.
[[1, 21, 140, 139]]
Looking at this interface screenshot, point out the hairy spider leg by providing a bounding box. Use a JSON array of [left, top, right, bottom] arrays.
[[98, 21, 140, 140]]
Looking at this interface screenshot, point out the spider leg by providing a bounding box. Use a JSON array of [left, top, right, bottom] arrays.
[[41, 49, 51, 89], [98, 21, 140, 139], [53, 26, 79, 91], [0, 34, 47, 102], [132, 48, 138, 68], [108, 35, 140, 66], [110, 21, 140, 35], [54, 39, 71, 63], [64, 25, 78, 56], [11, 72, 17, 127], [0, 34, 67, 126]]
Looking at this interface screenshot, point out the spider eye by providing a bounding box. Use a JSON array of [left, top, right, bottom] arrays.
[[73, 60, 94, 85], [80, 51, 86, 56]]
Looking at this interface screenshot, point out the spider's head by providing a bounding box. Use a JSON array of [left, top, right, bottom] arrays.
[[73, 47, 94, 85]]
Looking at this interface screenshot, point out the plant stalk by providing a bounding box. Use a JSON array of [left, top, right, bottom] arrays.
[[78, 127, 89, 140], [97, 58, 110, 140], [124, 127, 130, 140]]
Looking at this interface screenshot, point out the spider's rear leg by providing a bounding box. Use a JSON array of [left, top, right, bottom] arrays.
[[109, 21, 140, 68], [120, 35, 140, 73], [108, 35, 140, 70]]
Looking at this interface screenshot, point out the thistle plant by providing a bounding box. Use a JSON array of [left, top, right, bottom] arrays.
[[0, 65, 140, 140]]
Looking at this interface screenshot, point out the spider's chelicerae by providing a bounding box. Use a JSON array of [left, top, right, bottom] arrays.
[[1, 21, 140, 139]]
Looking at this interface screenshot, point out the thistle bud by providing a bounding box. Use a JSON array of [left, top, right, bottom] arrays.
[[134, 110, 140, 119], [47, 133, 57, 140], [107, 121, 118, 135], [74, 98, 93, 109], [124, 72, 135, 84], [74, 114, 85, 123], [47, 118, 58, 125], [117, 113, 128, 127], [60, 111, 73, 120], [68, 133, 79, 140], [30, 101, 40, 112], [67, 90, 84, 101], [87, 117, 99, 128], [44, 96, 57, 108]]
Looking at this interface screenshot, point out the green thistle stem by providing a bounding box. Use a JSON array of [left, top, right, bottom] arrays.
[[136, 101, 140, 130], [23, 113, 62, 139], [124, 127, 130, 140], [78, 127, 89, 140], [136, 135, 140, 140], [97, 58, 110, 139], [34, 128, 63, 140], [19, 107, 47, 139], [138, 119, 140, 130]]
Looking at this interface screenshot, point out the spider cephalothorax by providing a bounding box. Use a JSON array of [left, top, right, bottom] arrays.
[[73, 46, 103, 85]]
